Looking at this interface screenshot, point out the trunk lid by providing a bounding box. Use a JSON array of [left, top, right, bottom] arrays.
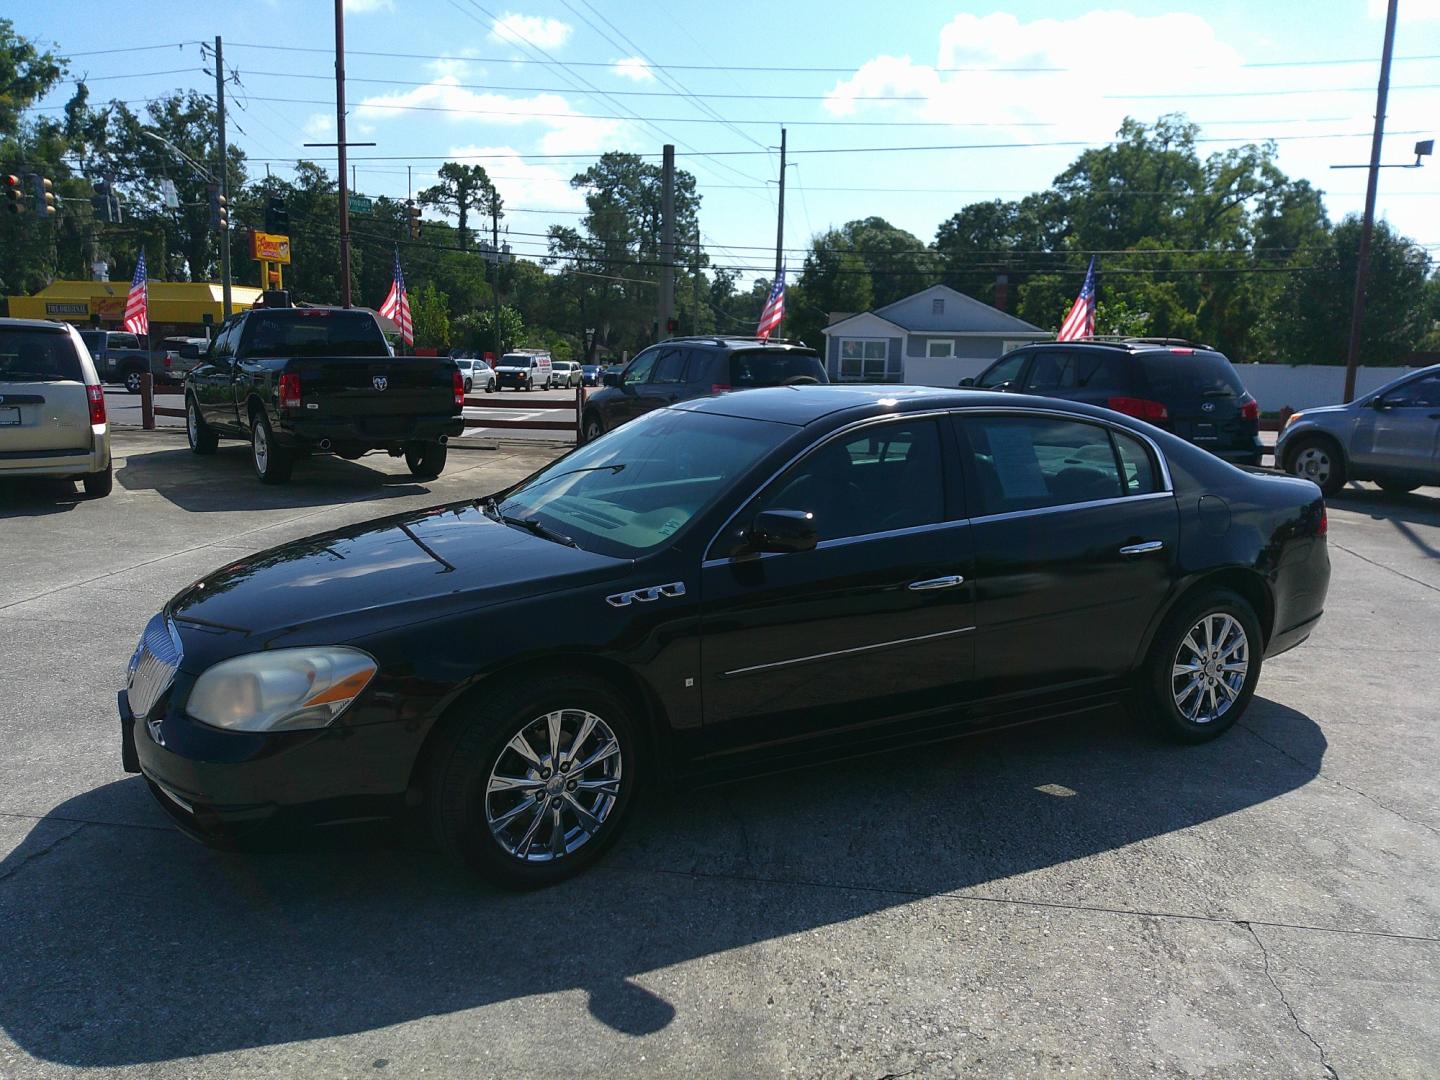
[[0, 326, 94, 452]]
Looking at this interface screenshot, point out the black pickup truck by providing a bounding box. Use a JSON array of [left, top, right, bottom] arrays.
[[183, 306, 465, 483]]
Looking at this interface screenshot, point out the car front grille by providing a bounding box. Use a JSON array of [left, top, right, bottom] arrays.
[[127, 614, 183, 719]]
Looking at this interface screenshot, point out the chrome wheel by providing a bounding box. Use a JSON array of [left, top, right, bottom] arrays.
[[252, 421, 268, 473], [124, 370, 143, 393], [186, 400, 198, 446], [1291, 445, 1331, 485], [484, 708, 622, 862], [1171, 613, 1249, 724]]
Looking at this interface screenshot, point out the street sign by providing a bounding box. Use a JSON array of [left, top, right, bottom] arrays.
[[159, 179, 179, 209], [348, 194, 373, 216]]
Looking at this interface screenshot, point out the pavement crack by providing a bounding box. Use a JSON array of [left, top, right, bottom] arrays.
[[0, 822, 87, 885], [1238, 921, 1338, 1080], [1328, 541, 1440, 595]]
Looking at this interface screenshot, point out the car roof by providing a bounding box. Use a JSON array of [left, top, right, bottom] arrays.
[[1007, 338, 1228, 357], [0, 318, 79, 331], [661, 336, 819, 354], [675, 384, 1088, 426]]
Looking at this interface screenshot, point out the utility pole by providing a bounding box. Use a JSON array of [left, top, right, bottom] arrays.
[[491, 196, 503, 364], [658, 144, 675, 341], [214, 36, 232, 316], [774, 126, 787, 338], [334, 0, 352, 307], [1343, 0, 1399, 402]]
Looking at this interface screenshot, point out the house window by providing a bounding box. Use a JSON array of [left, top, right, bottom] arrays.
[[1002, 340, 1029, 354], [931, 298, 944, 315], [838, 338, 895, 382], [926, 339, 954, 358]]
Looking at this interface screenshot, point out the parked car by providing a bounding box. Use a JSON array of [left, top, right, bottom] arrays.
[[80, 329, 152, 394], [119, 385, 1329, 888], [581, 336, 827, 442], [454, 358, 496, 394], [963, 339, 1263, 466], [183, 305, 465, 484], [1, 318, 112, 496], [550, 360, 582, 389], [580, 364, 603, 387], [1276, 363, 1440, 496], [495, 350, 553, 391]]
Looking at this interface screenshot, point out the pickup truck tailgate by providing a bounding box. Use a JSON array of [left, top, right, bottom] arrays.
[[292, 357, 456, 435]]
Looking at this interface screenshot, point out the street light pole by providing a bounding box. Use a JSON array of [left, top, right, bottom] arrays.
[[214, 36, 232, 317], [334, 0, 351, 308]]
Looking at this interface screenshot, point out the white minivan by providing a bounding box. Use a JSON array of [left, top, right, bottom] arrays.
[[495, 350, 553, 392], [1, 319, 113, 496]]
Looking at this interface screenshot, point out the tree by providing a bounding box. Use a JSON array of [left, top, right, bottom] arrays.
[[419, 162, 499, 251], [454, 305, 523, 356], [410, 281, 451, 350], [0, 19, 64, 137]]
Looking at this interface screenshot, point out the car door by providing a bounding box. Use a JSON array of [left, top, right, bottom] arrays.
[[193, 322, 242, 431], [699, 417, 975, 756], [1349, 372, 1440, 481], [954, 411, 1179, 700], [603, 347, 660, 428]]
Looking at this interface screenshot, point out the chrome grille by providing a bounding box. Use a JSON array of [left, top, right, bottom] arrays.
[[126, 614, 182, 719]]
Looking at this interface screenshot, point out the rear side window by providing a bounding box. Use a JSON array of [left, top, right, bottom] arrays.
[[650, 346, 689, 384], [0, 329, 85, 382], [1113, 431, 1160, 494], [728, 349, 825, 389], [1027, 351, 1131, 394], [242, 311, 388, 358], [960, 415, 1125, 515], [1137, 350, 1245, 403]]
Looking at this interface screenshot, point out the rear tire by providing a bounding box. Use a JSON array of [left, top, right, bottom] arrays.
[[123, 368, 144, 394], [250, 413, 293, 484], [186, 396, 218, 455], [1143, 587, 1262, 744], [464, 378, 473, 393], [82, 464, 113, 498], [1377, 480, 1419, 494], [404, 441, 448, 478], [1284, 435, 1346, 496], [583, 412, 605, 443], [485, 379, 495, 394], [424, 675, 640, 889]]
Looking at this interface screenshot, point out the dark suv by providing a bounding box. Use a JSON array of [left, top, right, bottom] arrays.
[[581, 337, 827, 441], [964, 339, 1262, 466]]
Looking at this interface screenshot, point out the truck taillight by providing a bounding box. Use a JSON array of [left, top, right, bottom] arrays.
[[453, 368, 465, 408], [1240, 397, 1260, 421], [711, 383, 732, 394], [278, 372, 302, 409], [86, 384, 106, 426], [1106, 396, 1168, 421]]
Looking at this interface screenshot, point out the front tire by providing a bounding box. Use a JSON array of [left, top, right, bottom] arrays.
[[186, 396, 218, 455], [123, 368, 144, 394], [583, 412, 605, 443], [425, 676, 640, 889], [404, 441, 448, 478], [251, 413, 293, 484], [1285, 435, 1346, 497], [1144, 587, 1262, 743]]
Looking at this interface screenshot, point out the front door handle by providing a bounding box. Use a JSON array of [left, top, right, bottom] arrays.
[[908, 575, 965, 591], [1119, 540, 1165, 557]]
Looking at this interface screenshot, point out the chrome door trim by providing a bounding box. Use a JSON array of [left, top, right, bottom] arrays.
[[908, 575, 965, 590], [968, 489, 1174, 526], [1118, 540, 1166, 556], [719, 625, 975, 680], [701, 517, 965, 569]]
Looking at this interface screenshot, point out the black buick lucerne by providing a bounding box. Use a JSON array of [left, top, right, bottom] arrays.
[[120, 386, 1330, 888]]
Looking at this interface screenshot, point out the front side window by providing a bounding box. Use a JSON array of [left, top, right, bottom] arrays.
[[1381, 373, 1440, 407], [977, 352, 1027, 389], [750, 420, 945, 543], [114, 334, 141, 350], [960, 415, 1131, 515], [650, 346, 688, 385], [622, 349, 658, 386]]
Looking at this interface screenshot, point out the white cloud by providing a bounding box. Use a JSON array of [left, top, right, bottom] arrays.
[[489, 12, 572, 49], [344, 0, 394, 12], [302, 112, 334, 140], [441, 145, 588, 214], [611, 57, 655, 83]]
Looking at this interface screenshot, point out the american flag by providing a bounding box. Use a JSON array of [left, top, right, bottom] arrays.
[[755, 271, 785, 340], [378, 248, 413, 346], [123, 251, 149, 337], [1056, 257, 1096, 342]]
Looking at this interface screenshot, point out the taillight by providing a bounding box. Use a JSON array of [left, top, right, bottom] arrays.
[[278, 372, 302, 409], [1240, 397, 1259, 421], [1106, 396, 1168, 421], [86, 384, 106, 426], [163, 353, 173, 368], [453, 368, 465, 408], [711, 383, 732, 394], [1318, 505, 1328, 537]]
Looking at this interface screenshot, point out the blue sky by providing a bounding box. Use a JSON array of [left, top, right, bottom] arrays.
[[21, 0, 1440, 283]]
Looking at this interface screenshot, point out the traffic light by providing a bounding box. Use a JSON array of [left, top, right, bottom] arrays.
[[31, 175, 55, 216], [264, 195, 288, 233], [91, 180, 121, 223], [3, 174, 23, 214], [407, 200, 422, 239], [207, 183, 228, 229]]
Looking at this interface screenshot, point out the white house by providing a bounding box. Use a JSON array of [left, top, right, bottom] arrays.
[[820, 284, 1050, 387]]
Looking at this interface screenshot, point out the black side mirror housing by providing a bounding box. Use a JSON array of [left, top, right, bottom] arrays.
[[958, 376, 975, 387], [1372, 396, 1395, 410], [747, 509, 818, 554], [602, 371, 620, 387]]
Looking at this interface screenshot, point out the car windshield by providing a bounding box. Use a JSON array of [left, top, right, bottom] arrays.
[[1138, 350, 1246, 402], [243, 311, 389, 358], [729, 349, 825, 388], [0, 329, 84, 382], [498, 408, 792, 558]]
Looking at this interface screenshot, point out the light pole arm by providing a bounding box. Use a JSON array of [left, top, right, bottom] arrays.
[[141, 130, 217, 184]]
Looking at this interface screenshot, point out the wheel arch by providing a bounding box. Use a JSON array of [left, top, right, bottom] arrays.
[[1137, 566, 1276, 670], [1282, 427, 1348, 473]]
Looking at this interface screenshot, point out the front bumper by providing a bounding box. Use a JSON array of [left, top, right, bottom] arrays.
[[495, 372, 530, 388]]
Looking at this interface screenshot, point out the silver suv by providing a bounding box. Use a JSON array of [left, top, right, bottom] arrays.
[[0, 319, 113, 496], [1276, 364, 1440, 495]]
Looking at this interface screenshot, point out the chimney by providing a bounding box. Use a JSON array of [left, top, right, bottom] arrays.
[[993, 274, 1009, 312]]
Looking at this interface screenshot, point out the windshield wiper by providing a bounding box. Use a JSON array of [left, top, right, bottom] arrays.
[[501, 514, 579, 548], [518, 462, 627, 494]]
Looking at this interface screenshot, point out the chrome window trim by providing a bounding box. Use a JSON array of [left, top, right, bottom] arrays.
[[720, 626, 975, 680], [702, 404, 1174, 564], [701, 518, 965, 569]]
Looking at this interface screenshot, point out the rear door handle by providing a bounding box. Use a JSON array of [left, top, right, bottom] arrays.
[[1119, 540, 1165, 557], [908, 575, 965, 591]]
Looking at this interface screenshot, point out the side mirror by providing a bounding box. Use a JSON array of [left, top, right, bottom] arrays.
[[958, 376, 975, 387], [747, 509, 818, 554], [602, 371, 620, 387], [1372, 396, 1397, 410]]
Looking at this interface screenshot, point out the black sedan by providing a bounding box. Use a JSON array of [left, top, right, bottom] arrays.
[[119, 387, 1330, 888]]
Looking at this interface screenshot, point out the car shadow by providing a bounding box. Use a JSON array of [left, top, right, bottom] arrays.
[[0, 477, 88, 517], [1329, 485, 1440, 560], [0, 698, 1325, 1066], [116, 446, 433, 512]]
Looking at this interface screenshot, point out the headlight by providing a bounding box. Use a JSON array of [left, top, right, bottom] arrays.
[[187, 647, 377, 733], [1282, 411, 1304, 431]]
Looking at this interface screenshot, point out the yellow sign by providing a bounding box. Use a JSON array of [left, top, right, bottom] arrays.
[[249, 231, 292, 265]]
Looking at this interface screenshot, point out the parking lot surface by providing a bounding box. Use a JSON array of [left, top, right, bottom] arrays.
[[0, 431, 1436, 1078]]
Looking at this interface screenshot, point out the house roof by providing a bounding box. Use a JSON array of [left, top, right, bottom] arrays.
[[824, 284, 1046, 337], [820, 310, 907, 336]]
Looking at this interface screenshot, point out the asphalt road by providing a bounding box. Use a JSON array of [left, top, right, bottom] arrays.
[[0, 431, 1436, 1078]]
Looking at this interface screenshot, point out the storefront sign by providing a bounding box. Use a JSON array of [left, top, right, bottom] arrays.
[[249, 231, 292, 264]]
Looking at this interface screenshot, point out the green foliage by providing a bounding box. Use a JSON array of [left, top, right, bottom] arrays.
[[410, 282, 451, 350], [419, 162, 500, 250], [453, 305, 524, 356], [0, 19, 64, 137]]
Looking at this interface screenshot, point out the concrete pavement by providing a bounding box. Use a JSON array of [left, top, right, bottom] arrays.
[[0, 431, 1436, 1078]]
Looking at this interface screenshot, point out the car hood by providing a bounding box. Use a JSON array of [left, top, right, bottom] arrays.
[[1293, 403, 1354, 419], [167, 501, 631, 645]]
